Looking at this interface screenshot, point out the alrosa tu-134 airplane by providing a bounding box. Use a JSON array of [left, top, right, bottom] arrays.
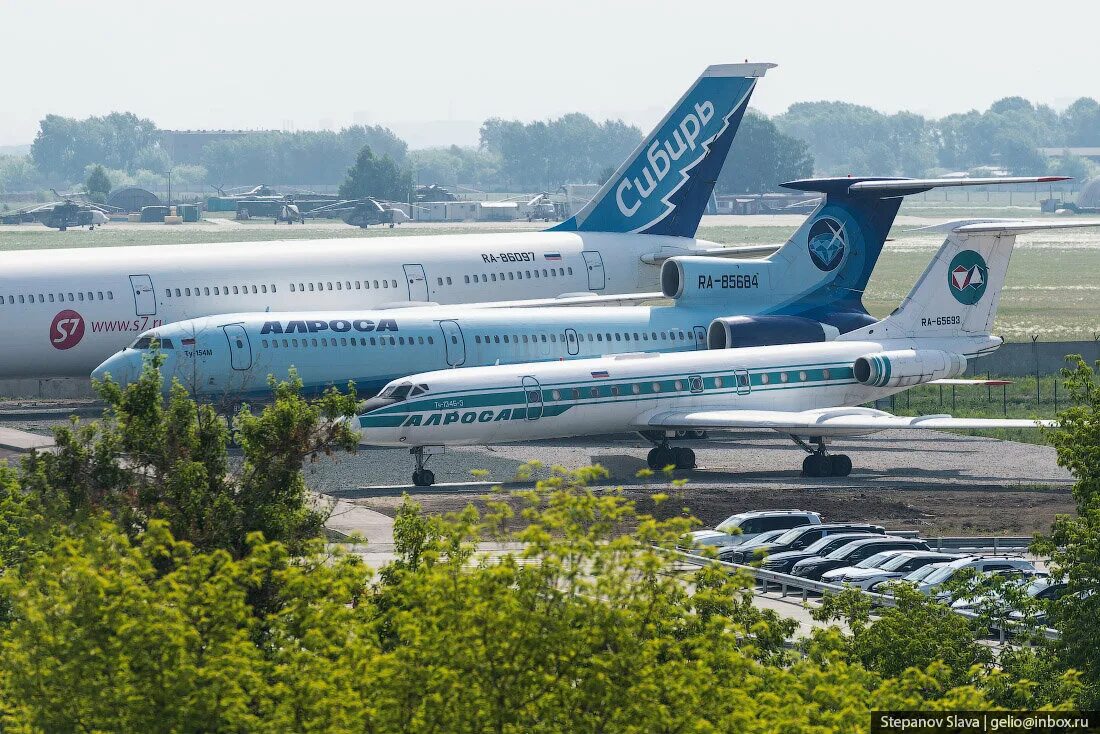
[[0, 62, 778, 380], [355, 218, 1100, 486], [92, 176, 1067, 400]]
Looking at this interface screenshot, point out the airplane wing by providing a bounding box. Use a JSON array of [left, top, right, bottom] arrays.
[[635, 406, 1053, 436], [640, 244, 779, 264]]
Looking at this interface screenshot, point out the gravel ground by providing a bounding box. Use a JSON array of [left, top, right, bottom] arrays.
[[1, 412, 1074, 537]]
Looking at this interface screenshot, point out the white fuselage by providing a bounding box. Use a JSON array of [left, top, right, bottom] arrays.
[[356, 336, 999, 447], [0, 230, 709, 378]]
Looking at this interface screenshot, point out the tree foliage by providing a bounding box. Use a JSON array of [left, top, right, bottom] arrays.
[[1035, 357, 1100, 706], [31, 111, 161, 180], [480, 113, 642, 189], [716, 111, 814, 193], [337, 145, 414, 202], [21, 355, 358, 557], [201, 125, 407, 186], [407, 144, 500, 189], [84, 164, 111, 203]]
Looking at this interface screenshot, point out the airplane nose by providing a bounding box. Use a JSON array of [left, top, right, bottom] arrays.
[[358, 396, 399, 413], [91, 351, 141, 387]]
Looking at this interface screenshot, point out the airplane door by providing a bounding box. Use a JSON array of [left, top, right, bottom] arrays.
[[221, 324, 252, 371], [581, 251, 605, 291], [565, 328, 580, 356], [438, 320, 466, 366], [693, 326, 707, 350], [522, 376, 543, 420], [128, 274, 157, 316], [403, 264, 429, 302]]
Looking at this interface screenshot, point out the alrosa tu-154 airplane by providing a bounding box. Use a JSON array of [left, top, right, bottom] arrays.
[[355, 219, 1099, 486], [0, 62, 777, 380], [93, 176, 1065, 400]]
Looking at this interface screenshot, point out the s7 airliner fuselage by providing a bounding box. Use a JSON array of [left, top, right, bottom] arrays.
[[0, 231, 713, 378]]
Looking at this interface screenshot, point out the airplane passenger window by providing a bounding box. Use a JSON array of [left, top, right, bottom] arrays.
[[540, 335, 547, 342], [262, 340, 268, 348], [503, 335, 509, 343], [399, 337, 405, 345], [551, 390, 561, 400], [674, 380, 684, 391], [475, 336, 481, 344], [652, 382, 662, 393], [614, 334, 621, 341], [77, 293, 84, 301], [589, 387, 600, 398], [572, 388, 581, 399], [391, 280, 397, 288], [311, 339, 318, 347], [799, 371, 808, 382], [446, 277, 452, 285], [542, 269, 548, 277], [261, 285, 268, 293], [714, 376, 724, 388], [321, 338, 328, 347], [641, 333, 648, 341], [558, 268, 565, 275], [204, 288, 210, 295], [525, 270, 531, 278], [521, 335, 528, 343], [533, 271, 540, 278], [290, 284, 296, 292], [610, 386, 620, 396], [97, 292, 103, 300], [165, 289, 171, 297], [325, 283, 331, 291], [596, 334, 603, 342], [490, 274, 497, 282], [355, 281, 362, 289], [507, 273, 514, 280], [18, 296, 24, 304], [336, 282, 343, 290], [185, 288, 191, 296], [252, 285, 258, 294], [345, 281, 351, 289], [822, 369, 831, 380], [232, 286, 239, 294], [48, 294, 55, 302], [493, 336, 500, 344], [780, 373, 789, 383], [418, 336, 424, 344], [632, 384, 641, 394], [107, 291, 114, 299], [370, 337, 377, 345], [437, 278, 443, 286], [760, 374, 770, 384], [282, 339, 288, 347], [464, 276, 471, 284], [567, 267, 573, 275], [427, 337, 433, 344], [633, 333, 640, 340]]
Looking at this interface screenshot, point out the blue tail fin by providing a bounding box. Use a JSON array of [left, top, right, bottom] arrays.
[[767, 176, 1067, 332], [551, 62, 774, 238]]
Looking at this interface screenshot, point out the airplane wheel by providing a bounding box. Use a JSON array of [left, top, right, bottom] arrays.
[[673, 447, 696, 470], [830, 455, 852, 477], [647, 446, 673, 470], [412, 469, 435, 487], [802, 455, 830, 478]]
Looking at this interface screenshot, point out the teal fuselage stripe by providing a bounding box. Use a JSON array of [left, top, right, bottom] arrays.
[[358, 361, 859, 428]]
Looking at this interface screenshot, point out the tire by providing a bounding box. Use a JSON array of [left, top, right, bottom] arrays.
[[413, 469, 435, 487], [802, 455, 829, 477], [647, 446, 672, 470], [673, 447, 696, 470], [830, 455, 852, 477]]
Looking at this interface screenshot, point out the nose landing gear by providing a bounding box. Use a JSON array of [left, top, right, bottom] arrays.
[[791, 435, 852, 478], [411, 446, 437, 487]]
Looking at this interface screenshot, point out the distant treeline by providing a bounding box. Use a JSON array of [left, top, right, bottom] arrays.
[[1, 95, 1098, 198]]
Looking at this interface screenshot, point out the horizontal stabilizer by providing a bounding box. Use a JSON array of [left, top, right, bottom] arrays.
[[637, 406, 1052, 437], [783, 175, 1069, 198]]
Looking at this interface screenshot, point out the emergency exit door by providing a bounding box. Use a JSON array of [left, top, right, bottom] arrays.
[[129, 274, 157, 316], [581, 251, 605, 291], [403, 264, 429, 301], [438, 320, 466, 366], [221, 324, 252, 371]]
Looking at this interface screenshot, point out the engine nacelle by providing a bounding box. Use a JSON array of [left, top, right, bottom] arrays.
[[707, 315, 840, 349], [661, 256, 768, 303], [853, 349, 967, 388]]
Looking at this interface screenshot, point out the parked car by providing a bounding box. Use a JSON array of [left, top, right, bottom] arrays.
[[790, 537, 932, 580], [952, 574, 1063, 612], [688, 510, 821, 550], [759, 533, 885, 574], [822, 551, 958, 589], [714, 529, 789, 562], [723, 522, 886, 564], [914, 556, 1037, 598], [869, 561, 952, 592]]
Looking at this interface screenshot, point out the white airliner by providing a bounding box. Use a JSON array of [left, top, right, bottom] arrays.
[[0, 62, 773, 380], [356, 219, 1099, 485], [92, 176, 1063, 400]]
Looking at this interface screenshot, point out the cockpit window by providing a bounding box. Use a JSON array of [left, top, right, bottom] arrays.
[[409, 384, 430, 397], [130, 336, 174, 350], [381, 382, 414, 400]]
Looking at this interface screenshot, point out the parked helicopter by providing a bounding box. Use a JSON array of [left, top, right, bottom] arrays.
[[0, 191, 118, 230], [303, 197, 417, 228]]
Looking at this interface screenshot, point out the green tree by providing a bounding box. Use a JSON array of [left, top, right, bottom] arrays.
[[338, 145, 413, 202], [716, 111, 814, 193], [21, 356, 359, 557], [1035, 357, 1100, 706], [84, 164, 111, 203]]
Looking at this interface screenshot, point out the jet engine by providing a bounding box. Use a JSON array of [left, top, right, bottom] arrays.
[[707, 315, 840, 349], [661, 256, 768, 303], [853, 349, 966, 388]]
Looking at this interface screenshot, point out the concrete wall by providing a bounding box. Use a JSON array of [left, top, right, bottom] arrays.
[[0, 378, 96, 400], [966, 340, 1100, 377]]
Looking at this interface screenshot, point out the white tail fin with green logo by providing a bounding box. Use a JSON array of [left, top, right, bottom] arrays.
[[841, 220, 1100, 341]]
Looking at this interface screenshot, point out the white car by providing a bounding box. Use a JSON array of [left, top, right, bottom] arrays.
[[825, 551, 958, 590], [915, 556, 1036, 598], [709, 509, 822, 546]]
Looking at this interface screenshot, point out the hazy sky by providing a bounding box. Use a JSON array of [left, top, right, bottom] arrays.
[[2, 0, 1095, 147]]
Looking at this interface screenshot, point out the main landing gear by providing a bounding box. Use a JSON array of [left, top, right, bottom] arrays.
[[411, 446, 436, 487], [791, 435, 852, 478], [645, 441, 696, 471]]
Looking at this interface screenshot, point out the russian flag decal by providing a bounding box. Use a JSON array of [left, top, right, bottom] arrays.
[[590, 370, 610, 379]]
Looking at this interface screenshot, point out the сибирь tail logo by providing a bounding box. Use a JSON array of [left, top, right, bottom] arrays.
[[948, 250, 988, 304], [806, 217, 846, 271]]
